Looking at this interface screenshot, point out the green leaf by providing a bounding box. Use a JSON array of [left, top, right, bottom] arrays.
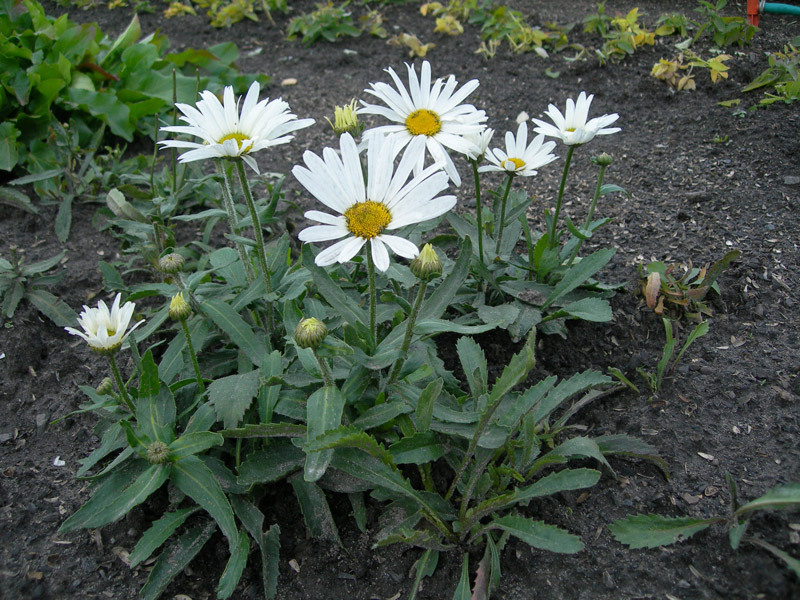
[[231, 497, 281, 599], [59, 463, 168, 532], [237, 442, 304, 486], [0, 123, 20, 171], [136, 352, 176, 444], [302, 245, 367, 328], [735, 483, 800, 516], [208, 369, 261, 430], [204, 298, 267, 367], [409, 549, 439, 600], [221, 422, 307, 440], [0, 186, 37, 213], [54, 195, 72, 243], [351, 401, 412, 431], [25, 288, 77, 327], [550, 436, 615, 476], [304, 385, 346, 482], [595, 434, 669, 476], [217, 531, 250, 599], [487, 515, 584, 553], [477, 303, 520, 328], [542, 248, 615, 309], [139, 521, 215, 600], [456, 337, 488, 399], [745, 537, 800, 578], [128, 507, 199, 568], [289, 475, 341, 545], [171, 455, 238, 551], [533, 370, 611, 424], [452, 554, 470, 600], [388, 432, 444, 465], [415, 378, 442, 433], [168, 432, 223, 461], [487, 329, 536, 405], [548, 297, 612, 322], [608, 514, 719, 549]]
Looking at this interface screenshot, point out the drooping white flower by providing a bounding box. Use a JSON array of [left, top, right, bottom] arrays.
[[159, 81, 315, 173], [293, 133, 456, 272], [479, 122, 558, 177], [465, 127, 494, 162], [65, 293, 144, 353], [531, 91, 620, 146], [358, 60, 487, 186]]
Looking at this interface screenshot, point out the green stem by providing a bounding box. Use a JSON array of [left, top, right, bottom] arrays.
[[313, 350, 334, 388], [217, 159, 255, 284], [171, 68, 178, 200], [236, 159, 275, 336], [366, 245, 377, 344], [387, 280, 428, 385], [566, 161, 608, 267], [179, 317, 205, 393], [108, 353, 135, 414], [471, 160, 485, 266], [494, 173, 515, 256], [547, 144, 575, 250]]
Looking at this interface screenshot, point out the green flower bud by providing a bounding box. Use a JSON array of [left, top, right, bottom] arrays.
[[294, 317, 328, 350], [146, 441, 170, 464], [410, 243, 442, 280], [159, 253, 185, 274], [326, 99, 362, 136], [592, 152, 613, 167], [96, 377, 114, 395], [169, 292, 192, 321]]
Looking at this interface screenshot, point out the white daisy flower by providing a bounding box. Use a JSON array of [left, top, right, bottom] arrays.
[[465, 127, 494, 162], [531, 91, 620, 146], [65, 293, 144, 353], [358, 60, 487, 186], [159, 81, 315, 173], [479, 122, 558, 177], [293, 133, 456, 272]]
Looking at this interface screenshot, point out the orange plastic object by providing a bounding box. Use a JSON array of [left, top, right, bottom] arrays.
[[747, 0, 760, 25]]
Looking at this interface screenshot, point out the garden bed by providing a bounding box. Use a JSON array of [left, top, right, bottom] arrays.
[[1, 0, 799, 598]]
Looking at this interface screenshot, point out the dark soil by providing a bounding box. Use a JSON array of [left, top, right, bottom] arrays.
[[2, 1, 799, 599]]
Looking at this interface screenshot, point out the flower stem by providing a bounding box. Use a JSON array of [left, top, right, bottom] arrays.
[[547, 144, 575, 250], [236, 160, 275, 337], [567, 161, 608, 267], [366, 245, 377, 344], [217, 159, 255, 284], [108, 353, 135, 414], [179, 317, 205, 393], [471, 160, 485, 266], [494, 173, 515, 256], [387, 280, 428, 385], [313, 350, 334, 388]]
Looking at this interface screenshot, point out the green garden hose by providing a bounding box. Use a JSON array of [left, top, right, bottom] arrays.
[[763, 2, 800, 16]]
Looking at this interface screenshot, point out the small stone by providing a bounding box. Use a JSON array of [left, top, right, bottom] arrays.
[[602, 570, 616, 590], [35, 413, 49, 434], [783, 175, 800, 186]]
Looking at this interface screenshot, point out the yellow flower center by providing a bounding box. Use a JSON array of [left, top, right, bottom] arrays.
[[218, 132, 253, 152], [405, 109, 442, 137], [106, 327, 117, 336], [565, 127, 577, 132], [507, 157, 525, 170], [344, 201, 392, 239]]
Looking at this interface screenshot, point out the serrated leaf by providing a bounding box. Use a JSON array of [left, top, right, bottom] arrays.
[[745, 537, 800, 578], [217, 530, 250, 599], [59, 463, 168, 532], [231, 497, 280, 599], [550, 297, 612, 322], [221, 422, 307, 439], [453, 554, 470, 600], [456, 337, 487, 399], [290, 475, 341, 545], [139, 521, 215, 600], [388, 432, 444, 465], [204, 298, 267, 367], [237, 442, 304, 486], [209, 369, 261, 430], [542, 248, 615, 309], [533, 370, 611, 424], [128, 507, 199, 568], [168, 432, 223, 461], [171, 455, 238, 551], [351, 401, 412, 431], [735, 483, 800, 516], [608, 514, 718, 549], [302, 245, 367, 328], [415, 378, 441, 433], [305, 385, 346, 482], [488, 515, 584, 553], [0, 186, 37, 213], [25, 289, 77, 327], [550, 436, 615, 476]]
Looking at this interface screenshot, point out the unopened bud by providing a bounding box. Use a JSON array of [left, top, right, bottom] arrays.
[[410, 244, 442, 280], [294, 317, 327, 350], [592, 152, 613, 167], [146, 441, 170, 464], [159, 253, 185, 274], [169, 292, 192, 321], [326, 99, 361, 136], [96, 377, 114, 395]]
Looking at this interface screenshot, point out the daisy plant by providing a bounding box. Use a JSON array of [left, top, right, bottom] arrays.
[[464, 126, 494, 265], [531, 91, 620, 250], [359, 60, 487, 186], [293, 132, 455, 342], [160, 81, 314, 335], [65, 293, 144, 412]]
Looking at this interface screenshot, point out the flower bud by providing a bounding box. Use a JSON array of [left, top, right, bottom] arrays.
[[294, 317, 327, 350], [326, 99, 361, 136], [410, 244, 442, 280], [592, 152, 613, 167], [96, 377, 114, 395], [159, 253, 185, 274], [169, 292, 192, 321], [146, 441, 170, 464]]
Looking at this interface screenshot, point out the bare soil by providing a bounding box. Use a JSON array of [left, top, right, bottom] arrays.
[[1, 1, 799, 599]]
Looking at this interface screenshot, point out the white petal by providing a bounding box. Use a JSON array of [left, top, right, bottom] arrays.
[[370, 238, 390, 271], [378, 234, 419, 259]]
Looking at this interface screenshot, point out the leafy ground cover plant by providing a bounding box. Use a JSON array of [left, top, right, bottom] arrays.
[[692, 0, 758, 47], [742, 40, 800, 106]]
